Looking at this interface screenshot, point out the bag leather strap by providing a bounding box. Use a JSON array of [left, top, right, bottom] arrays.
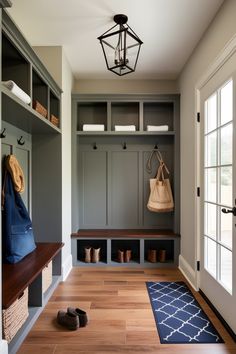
[[146, 149, 163, 174], [156, 160, 170, 182]]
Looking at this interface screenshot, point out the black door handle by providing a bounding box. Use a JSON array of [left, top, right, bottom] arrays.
[[222, 207, 236, 216]]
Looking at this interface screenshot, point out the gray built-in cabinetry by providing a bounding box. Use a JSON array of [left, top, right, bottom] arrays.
[[0, 10, 63, 354], [72, 94, 180, 267]]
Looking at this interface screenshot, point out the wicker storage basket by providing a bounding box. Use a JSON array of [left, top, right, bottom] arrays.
[[2, 288, 29, 343], [42, 261, 52, 293], [33, 100, 48, 118], [50, 114, 59, 127]]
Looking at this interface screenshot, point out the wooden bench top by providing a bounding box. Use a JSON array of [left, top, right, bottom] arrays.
[[71, 229, 180, 239], [2, 242, 63, 309]]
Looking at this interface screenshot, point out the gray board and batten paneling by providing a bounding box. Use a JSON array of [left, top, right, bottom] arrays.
[[78, 135, 175, 230], [72, 94, 180, 233]]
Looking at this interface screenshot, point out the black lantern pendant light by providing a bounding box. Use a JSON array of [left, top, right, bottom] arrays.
[[98, 14, 143, 76]]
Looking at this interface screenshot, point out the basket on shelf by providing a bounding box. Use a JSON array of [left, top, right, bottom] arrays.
[[2, 288, 29, 343], [50, 114, 59, 127], [33, 100, 48, 118], [42, 261, 52, 293]]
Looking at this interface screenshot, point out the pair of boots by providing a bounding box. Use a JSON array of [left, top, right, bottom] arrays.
[[84, 247, 100, 263], [57, 307, 88, 330], [118, 249, 132, 263], [147, 249, 166, 263]]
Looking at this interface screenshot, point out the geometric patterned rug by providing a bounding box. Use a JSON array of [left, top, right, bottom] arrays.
[[146, 281, 224, 343]]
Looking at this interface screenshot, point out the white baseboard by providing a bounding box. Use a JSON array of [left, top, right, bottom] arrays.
[[0, 340, 8, 354], [62, 253, 72, 281], [179, 254, 198, 291]]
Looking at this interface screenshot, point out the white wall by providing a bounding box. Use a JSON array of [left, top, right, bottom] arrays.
[[33, 46, 74, 280], [179, 0, 236, 285], [33, 46, 62, 88], [73, 79, 178, 94]]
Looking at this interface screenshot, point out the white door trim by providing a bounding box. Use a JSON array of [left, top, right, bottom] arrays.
[[195, 33, 236, 290]]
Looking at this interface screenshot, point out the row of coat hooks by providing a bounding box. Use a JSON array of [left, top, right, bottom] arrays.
[[93, 142, 128, 150], [0, 128, 25, 146], [92, 142, 159, 150]]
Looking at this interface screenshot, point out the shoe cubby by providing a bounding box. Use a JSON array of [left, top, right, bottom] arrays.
[[77, 102, 107, 131], [76, 239, 107, 264], [111, 239, 140, 264], [144, 239, 174, 264], [111, 102, 139, 131], [143, 102, 174, 131], [72, 231, 180, 267], [2, 32, 30, 96]]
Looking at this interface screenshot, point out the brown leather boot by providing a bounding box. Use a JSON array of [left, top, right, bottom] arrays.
[[125, 249, 132, 262], [84, 247, 91, 263], [158, 249, 166, 262], [118, 249, 124, 263], [92, 247, 101, 263], [147, 249, 157, 263]]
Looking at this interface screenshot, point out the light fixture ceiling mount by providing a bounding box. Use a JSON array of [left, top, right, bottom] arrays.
[[98, 14, 143, 76]]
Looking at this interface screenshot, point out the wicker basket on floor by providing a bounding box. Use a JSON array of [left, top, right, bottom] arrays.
[[2, 288, 29, 343], [42, 261, 52, 293], [33, 100, 48, 118]]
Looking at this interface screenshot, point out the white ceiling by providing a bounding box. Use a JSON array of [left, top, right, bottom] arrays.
[[8, 0, 224, 80]]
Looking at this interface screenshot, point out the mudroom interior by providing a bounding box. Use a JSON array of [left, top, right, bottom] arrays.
[[0, 1, 236, 353]]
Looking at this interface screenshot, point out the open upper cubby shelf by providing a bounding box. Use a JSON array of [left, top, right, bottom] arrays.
[[143, 102, 174, 131], [77, 102, 107, 131], [2, 32, 30, 96], [1, 86, 60, 134], [111, 102, 139, 131], [75, 97, 177, 135], [1, 12, 62, 134], [50, 90, 60, 122], [32, 69, 48, 117]]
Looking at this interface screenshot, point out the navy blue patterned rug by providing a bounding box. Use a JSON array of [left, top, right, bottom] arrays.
[[146, 281, 224, 343]]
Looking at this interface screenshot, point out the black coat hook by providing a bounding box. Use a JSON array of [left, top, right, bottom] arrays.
[[93, 142, 97, 150], [17, 136, 25, 146], [154, 143, 158, 150], [123, 142, 127, 150], [0, 128, 6, 138]]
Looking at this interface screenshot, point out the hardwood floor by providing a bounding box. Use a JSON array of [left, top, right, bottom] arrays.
[[18, 267, 236, 354]]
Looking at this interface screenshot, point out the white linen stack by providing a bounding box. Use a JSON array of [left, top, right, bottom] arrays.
[[82, 124, 105, 131], [114, 125, 136, 131], [2, 80, 31, 105], [146, 125, 169, 132]]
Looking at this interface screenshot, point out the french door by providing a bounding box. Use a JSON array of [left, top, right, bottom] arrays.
[[200, 56, 236, 332]]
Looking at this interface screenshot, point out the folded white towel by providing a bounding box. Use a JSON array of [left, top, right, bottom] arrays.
[[114, 125, 136, 132], [147, 125, 169, 132], [2, 80, 31, 105], [82, 124, 105, 131]]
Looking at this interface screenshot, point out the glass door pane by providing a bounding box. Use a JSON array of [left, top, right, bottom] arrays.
[[204, 79, 233, 293]]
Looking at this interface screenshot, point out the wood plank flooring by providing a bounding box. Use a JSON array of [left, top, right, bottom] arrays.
[[18, 267, 236, 354]]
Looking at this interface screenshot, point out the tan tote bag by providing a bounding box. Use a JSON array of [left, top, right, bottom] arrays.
[[147, 160, 174, 212]]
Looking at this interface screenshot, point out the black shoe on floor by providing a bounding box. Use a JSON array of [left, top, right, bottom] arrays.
[[67, 307, 88, 327]]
